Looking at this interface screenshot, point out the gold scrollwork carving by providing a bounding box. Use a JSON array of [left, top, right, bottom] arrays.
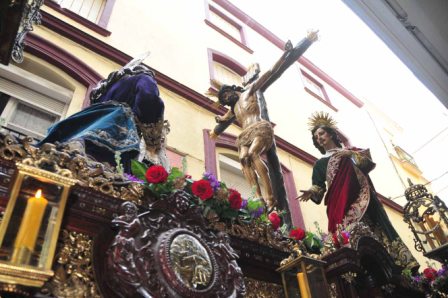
[[209, 220, 291, 252], [40, 230, 100, 298], [243, 277, 283, 298], [0, 133, 143, 202], [329, 282, 338, 298], [341, 272, 357, 284]]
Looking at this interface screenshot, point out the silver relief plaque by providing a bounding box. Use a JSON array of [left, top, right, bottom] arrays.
[[169, 234, 213, 289]]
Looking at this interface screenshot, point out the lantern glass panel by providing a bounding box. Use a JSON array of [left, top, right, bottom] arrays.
[[282, 269, 301, 298], [305, 262, 328, 297], [278, 256, 329, 298], [412, 219, 438, 252], [425, 213, 448, 246], [0, 175, 63, 267]]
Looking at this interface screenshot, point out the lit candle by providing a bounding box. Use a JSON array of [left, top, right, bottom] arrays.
[[418, 221, 436, 249], [13, 189, 48, 260], [297, 272, 311, 298], [425, 215, 447, 245]]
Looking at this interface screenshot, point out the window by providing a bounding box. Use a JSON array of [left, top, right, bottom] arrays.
[[0, 91, 63, 139], [218, 153, 263, 199], [394, 145, 419, 168], [208, 49, 246, 91], [203, 130, 305, 228], [209, 6, 241, 42], [166, 147, 186, 171], [0, 65, 73, 140], [204, 4, 252, 53], [303, 75, 325, 99], [45, 0, 116, 36], [213, 62, 242, 86], [8, 100, 59, 137], [300, 69, 337, 111], [55, 0, 106, 23]]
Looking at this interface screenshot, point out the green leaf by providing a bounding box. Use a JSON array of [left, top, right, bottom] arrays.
[[247, 199, 263, 211], [239, 209, 250, 215], [157, 183, 171, 194], [219, 181, 228, 190], [303, 232, 323, 251], [168, 167, 183, 181], [258, 213, 268, 223], [221, 208, 238, 219], [203, 206, 211, 217], [202, 198, 214, 208], [131, 160, 148, 181], [402, 269, 412, 278], [280, 224, 289, 235]]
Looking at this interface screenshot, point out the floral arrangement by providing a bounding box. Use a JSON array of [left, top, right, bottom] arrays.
[[288, 226, 323, 254], [403, 265, 448, 295], [131, 161, 325, 254], [332, 230, 350, 249], [130, 161, 270, 223], [309, 223, 352, 252]]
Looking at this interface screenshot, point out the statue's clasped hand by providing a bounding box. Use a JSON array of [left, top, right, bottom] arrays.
[[335, 150, 353, 158]]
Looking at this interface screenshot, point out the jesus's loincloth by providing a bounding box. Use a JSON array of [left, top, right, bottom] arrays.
[[237, 120, 274, 149]]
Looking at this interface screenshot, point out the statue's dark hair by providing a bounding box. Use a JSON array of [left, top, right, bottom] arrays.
[[311, 126, 342, 154], [217, 84, 245, 105], [90, 64, 155, 103]]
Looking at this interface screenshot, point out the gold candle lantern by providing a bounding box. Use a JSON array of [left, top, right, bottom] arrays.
[[404, 180, 448, 264], [0, 163, 77, 288], [277, 256, 330, 298]]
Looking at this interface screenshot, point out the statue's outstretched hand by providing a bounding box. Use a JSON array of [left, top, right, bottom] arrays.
[[296, 189, 312, 202]]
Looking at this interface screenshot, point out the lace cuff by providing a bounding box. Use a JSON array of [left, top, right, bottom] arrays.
[[309, 185, 325, 204], [135, 118, 170, 150]]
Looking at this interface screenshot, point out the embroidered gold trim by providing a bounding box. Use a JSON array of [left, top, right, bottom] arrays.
[[326, 151, 370, 229]]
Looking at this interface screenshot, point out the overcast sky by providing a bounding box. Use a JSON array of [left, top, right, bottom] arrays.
[[231, 0, 448, 201]]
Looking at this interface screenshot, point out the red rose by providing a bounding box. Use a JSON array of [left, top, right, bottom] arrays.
[[268, 212, 281, 230], [289, 228, 306, 241], [145, 165, 168, 183], [423, 267, 437, 281], [228, 189, 242, 210], [191, 179, 214, 200], [332, 233, 340, 248]]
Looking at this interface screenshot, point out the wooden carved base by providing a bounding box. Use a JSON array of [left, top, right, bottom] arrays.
[[98, 190, 246, 298], [323, 239, 424, 298]]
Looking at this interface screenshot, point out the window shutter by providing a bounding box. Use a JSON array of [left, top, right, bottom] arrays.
[[0, 77, 65, 115]]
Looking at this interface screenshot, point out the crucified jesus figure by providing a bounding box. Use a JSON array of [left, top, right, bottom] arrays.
[[210, 31, 318, 211]]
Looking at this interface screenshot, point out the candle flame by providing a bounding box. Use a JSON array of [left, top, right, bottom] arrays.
[[35, 189, 42, 199]]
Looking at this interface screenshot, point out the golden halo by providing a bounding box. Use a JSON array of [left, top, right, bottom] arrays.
[[308, 111, 337, 131]]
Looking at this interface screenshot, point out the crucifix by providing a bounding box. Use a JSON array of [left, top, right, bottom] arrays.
[[210, 31, 318, 226]]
